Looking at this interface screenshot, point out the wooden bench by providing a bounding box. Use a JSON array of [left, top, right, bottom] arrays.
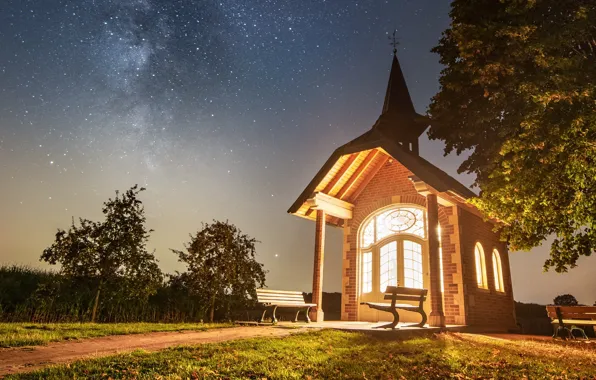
[[360, 286, 428, 329], [256, 289, 316, 324], [546, 305, 596, 339]]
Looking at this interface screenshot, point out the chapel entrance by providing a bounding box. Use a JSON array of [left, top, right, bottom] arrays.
[[357, 206, 430, 323]]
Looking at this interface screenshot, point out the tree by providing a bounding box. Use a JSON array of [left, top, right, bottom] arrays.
[[429, 0, 596, 272], [553, 294, 579, 306], [41, 185, 163, 322], [172, 221, 267, 322]]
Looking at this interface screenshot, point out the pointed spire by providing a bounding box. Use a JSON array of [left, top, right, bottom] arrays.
[[381, 51, 417, 116], [373, 37, 430, 156]]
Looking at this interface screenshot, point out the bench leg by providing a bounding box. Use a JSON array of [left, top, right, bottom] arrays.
[[271, 305, 279, 324], [570, 326, 588, 340], [305, 307, 311, 323], [375, 308, 400, 330], [259, 308, 268, 324], [418, 309, 428, 328], [554, 325, 572, 340], [293, 310, 300, 323]]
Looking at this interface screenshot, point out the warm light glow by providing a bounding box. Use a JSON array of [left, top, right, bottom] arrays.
[[403, 240, 423, 289], [362, 251, 373, 294], [438, 225, 444, 293], [493, 249, 504, 292], [379, 242, 398, 292], [361, 206, 426, 249], [474, 242, 487, 288]]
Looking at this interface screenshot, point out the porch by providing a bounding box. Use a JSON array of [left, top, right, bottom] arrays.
[[275, 321, 466, 338]]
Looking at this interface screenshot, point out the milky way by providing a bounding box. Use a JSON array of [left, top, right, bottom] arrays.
[[1, 0, 592, 304]]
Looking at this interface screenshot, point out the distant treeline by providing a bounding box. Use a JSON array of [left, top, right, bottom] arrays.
[[0, 265, 246, 323]]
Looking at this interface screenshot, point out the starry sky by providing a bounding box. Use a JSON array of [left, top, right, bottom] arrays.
[[1, 0, 594, 305]]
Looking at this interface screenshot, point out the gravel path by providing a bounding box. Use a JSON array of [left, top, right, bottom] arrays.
[[0, 326, 298, 376]]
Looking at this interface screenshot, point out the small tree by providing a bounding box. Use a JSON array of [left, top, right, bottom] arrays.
[[172, 221, 267, 322], [553, 294, 579, 306], [41, 185, 163, 322]]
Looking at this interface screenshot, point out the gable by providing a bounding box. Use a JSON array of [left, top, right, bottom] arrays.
[[288, 136, 478, 227]]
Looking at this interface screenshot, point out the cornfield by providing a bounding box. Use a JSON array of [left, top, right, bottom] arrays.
[[0, 265, 214, 323]]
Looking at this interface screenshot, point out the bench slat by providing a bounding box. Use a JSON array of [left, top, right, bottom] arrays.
[[258, 298, 306, 303], [257, 294, 305, 299], [384, 286, 428, 296], [383, 294, 427, 302], [363, 302, 419, 310], [261, 303, 316, 308], [551, 319, 596, 326], [257, 289, 304, 295], [258, 295, 305, 301]]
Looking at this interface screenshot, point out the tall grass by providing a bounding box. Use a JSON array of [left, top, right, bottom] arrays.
[[0, 265, 210, 323]]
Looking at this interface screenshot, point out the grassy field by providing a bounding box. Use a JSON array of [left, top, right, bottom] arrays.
[[0, 322, 229, 348], [8, 330, 596, 379]]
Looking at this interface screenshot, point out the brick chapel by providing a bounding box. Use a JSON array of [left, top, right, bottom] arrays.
[[288, 50, 517, 332]]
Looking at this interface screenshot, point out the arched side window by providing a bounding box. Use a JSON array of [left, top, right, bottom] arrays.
[[492, 249, 504, 292], [474, 243, 487, 289]]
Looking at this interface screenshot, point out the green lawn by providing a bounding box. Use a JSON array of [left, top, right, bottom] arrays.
[[0, 322, 229, 348], [9, 330, 596, 379]]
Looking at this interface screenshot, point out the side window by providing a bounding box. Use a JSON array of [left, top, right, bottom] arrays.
[[492, 249, 504, 292], [474, 243, 487, 289]]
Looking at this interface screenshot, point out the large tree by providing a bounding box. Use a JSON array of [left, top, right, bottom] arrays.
[[172, 221, 266, 322], [429, 0, 596, 272], [41, 185, 163, 322]]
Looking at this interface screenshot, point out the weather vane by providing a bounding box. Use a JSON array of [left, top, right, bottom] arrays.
[[389, 29, 399, 54]]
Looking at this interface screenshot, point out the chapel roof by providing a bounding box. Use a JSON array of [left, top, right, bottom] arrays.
[[288, 51, 477, 224]]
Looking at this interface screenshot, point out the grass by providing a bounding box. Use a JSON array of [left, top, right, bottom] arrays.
[[8, 330, 596, 379], [0, 322, 230, 348]]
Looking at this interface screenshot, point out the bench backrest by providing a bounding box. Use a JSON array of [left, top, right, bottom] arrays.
[[546, 306, 596, 322], [383, 286, 427, 307], [256, 289, 306, 306]]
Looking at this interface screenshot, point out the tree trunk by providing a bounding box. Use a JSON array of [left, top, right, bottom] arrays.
[[209, 294, 216, 323], [91, 284, 102, 323]]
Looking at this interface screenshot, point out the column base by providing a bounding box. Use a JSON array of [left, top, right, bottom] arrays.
[[309, 309, 324, 323], [429, 314, 446, 328]]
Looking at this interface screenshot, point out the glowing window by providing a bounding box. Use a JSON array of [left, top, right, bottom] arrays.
[[379, 242, 397, 292], [475, 243, 487, 288], [492, 249, 504, 292], [360, 207, 426, 248], [362, 252, 373, 293], [362, 221, 374, 248], [403, 240, 423, 289]]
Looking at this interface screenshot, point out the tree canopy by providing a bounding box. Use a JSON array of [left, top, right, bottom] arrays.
[[41, 185, 162, 322], [172, 221, 267, 322], [553, 294, 579, 306], [429, 0, 596, 272]]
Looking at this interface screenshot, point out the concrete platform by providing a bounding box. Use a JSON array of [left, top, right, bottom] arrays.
[[274, 321, 466, 338]]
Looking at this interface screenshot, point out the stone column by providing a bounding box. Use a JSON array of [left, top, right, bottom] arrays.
[[310, 209, 326, 322], [427, 194, 446, 327]]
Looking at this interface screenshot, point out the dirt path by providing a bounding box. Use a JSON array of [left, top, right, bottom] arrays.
[[0, 326, 298, 376]]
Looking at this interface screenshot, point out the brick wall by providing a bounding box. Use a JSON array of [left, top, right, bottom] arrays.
[[438, 206, 467, 325], [341, 159, 427, 321], [340, 157, 515, 331], [458, 208, 517, 331]]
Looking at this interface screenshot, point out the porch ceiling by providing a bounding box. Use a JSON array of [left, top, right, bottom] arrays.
[[292, 148, 389, 226]]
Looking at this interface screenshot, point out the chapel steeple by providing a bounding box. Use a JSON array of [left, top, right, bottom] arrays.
[[372, 45, 429, 155]]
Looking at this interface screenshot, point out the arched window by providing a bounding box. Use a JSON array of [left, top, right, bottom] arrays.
[[359, 206, 426, 295], [474, 243, 487, 289], [492, 249, 504, 292], [360, 207, 426, 249]]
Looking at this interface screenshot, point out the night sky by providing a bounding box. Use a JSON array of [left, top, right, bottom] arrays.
[[1, 0, 594, 305]]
